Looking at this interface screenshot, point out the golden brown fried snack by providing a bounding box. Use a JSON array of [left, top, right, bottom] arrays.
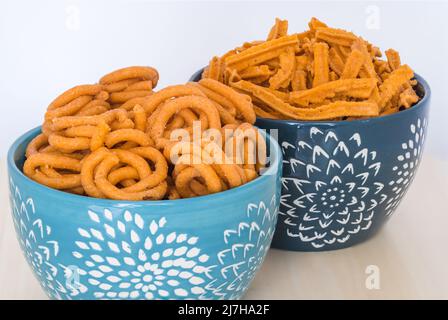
[[203, 17, 419, 120]]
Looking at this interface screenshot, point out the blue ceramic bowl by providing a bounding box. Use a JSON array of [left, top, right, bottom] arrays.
[[7, 127, 282, 300], [190, 70, 430, 251]]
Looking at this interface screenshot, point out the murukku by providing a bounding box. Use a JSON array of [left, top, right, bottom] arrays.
[[24, 153, 82, 189], [267, 18, 288, 41]]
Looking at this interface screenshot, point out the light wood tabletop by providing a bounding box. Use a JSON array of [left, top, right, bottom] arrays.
[[1, 155, 447, 300]]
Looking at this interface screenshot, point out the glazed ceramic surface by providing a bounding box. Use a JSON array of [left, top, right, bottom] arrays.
[[190, 70, 430, 251], [7, 128, 282, 300]]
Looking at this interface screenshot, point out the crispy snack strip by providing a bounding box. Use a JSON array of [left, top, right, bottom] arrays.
[[315, 27, 358, 47], [385, 49, 401, 71], [351, 39, 377, 79], [291, 69, 308, 91], [378, 65, 414, 111], [341, 49, 364, 79], [240, 65, 273, 80], [204, 56, 225, 81], [329, 47, 345, 76], [308, 17, 328, 31], [267, 18, 289, 40], [225, 34, 299, 71], [399, 87, 419, 109], [290, 78, 377, 106], [233, 78, 378, 119], [312, 42, 330, 87], [269, 47, 296, 89]]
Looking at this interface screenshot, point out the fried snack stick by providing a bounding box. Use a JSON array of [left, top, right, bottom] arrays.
[[341, 49, 364, 79], [225, 34, 299, 71], [240, 65, 273, 81], [290, 55, 310, 91], [308, 17, 328, 31], [24, 153, 82, 189], [351, 39, 377, 79], [203, 56, 225, 82], [99, 66, 159, 88], [399, 87, 419, 109], [198, 78, 256, 123], [237, 82, 378, 120], [50, 109, 129, 131], [230, 79, 290, 102], [315, 27, 358, 47], [312, 42, 330, 87], [385, 49, 401, 71], [289, 78, 377, 106], [253, 105, 281, 119], [329, 47, 345, 76], [378, 65, 414, 111], [47, 84, 104, 110], [221, 41, 265, 62], [267, 18, 288, 40], [269, 47, 296, 90], [150, 95, 221, 148]]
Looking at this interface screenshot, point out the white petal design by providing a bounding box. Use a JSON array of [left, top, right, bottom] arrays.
[[72, 209, 214, 300], [386, 118, 427, 216], [279, 128, 387, 249], [9, 181, 74, 300], [206, 196, 277, 299]]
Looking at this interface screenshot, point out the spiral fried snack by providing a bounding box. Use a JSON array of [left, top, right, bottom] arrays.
[[202, 17, 420, 120], [24, 66, 266, 200]]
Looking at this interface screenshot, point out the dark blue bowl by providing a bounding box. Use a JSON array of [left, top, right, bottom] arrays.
[[190, 69, 430, 251]]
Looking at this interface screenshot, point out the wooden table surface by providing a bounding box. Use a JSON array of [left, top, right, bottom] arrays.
[[1, 155, 447, 300]]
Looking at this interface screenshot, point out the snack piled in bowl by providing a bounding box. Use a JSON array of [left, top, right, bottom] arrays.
[[202, 17, 420, 120], [24, 66, 266, 200]]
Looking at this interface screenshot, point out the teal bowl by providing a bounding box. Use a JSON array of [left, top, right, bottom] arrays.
[[7, 127, 282, 300]]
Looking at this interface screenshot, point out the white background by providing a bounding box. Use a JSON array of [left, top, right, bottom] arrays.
[[0, 0, 447, 160]]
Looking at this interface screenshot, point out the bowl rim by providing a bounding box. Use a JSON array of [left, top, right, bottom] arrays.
[[7, 126, 282, 207], [191, 70, 430, 126]]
